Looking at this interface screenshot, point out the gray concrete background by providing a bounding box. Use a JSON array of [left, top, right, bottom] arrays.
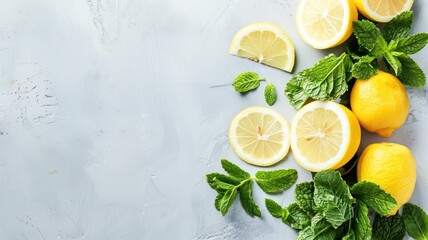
[[0, 0, 427, 239]]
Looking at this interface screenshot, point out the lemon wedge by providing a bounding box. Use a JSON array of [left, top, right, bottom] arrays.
[[290, 101, 361, 172], [228, 23, 295, 72], [354, 0, 413, 23], [229, 106, 290, 166], [296, 0, 358, 49]]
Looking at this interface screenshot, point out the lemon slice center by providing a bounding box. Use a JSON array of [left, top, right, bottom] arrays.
[[296, 108, 343, 164]]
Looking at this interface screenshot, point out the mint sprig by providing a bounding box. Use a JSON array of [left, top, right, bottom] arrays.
[[206, 159, 297, 216], [352, 11, 428, 86], [264, 170, 422, 239]]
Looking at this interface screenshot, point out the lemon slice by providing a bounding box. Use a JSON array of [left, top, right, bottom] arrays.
[[228, 23, 295, 72], [354, 0, 413, 23], [296, 0, 358, 49], [290, 101, 361, 172], [229, 106, 290, 166]]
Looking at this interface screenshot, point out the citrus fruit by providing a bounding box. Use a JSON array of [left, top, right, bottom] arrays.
[[296, 0, 358, 49], [228, 23, 295, 72], [357, 142, 417, 215], [228, 106, 290, 166], [354, 0, 414, 23], [350, 71, 409, 138], [290, 101, 361, 172]]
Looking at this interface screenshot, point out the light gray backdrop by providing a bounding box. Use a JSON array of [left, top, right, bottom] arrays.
[[0, 0, 427, 239]]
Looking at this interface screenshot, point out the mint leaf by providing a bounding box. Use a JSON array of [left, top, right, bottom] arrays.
[[284, 203, 311, 230], [352, 55, 378, 79], [239, 181, 261, 217], [311, 213, 337, 239], [206, 173, 239, 193], [264, 83, 277, 106], [285, 75, 309, 109], [383, 11, 413, 42], [255, 169, 298, 193], [295, 181, 315, 215], [265, 199, 311, 230], [402, 203, 428, 240], [393, 33, 428, 54], [354, 201, 372, 240], [351, 181, 397, 216], [265, 198, 284, 218], [384, 51, 402, 76], [300, 53, 352, 101], [372, 214, 405, 240], [232, 72, 265, 93], [214, 193, 224, 211], [397, 54, 427, 87], [297, 226, 315, 240], [313, 170, 354, 229], [220, 159, 250, 181], [218, 188, 239, 216], [353, 20, 388, 56]]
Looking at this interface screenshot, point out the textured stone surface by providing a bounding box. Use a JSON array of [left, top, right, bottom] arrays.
[[0, 0, 427, 239]]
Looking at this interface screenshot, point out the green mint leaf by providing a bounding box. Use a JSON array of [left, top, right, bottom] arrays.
[[220, 159, 250, 181], [206, 173, 240, 193], [265, 198, 284, 218], [397, 54, 427, 87], [264, 82, 277, 106], [284, 75, 310, 109], [297, 226, 315, 240], [313, 170, 354, 228], [255, 169, 298, 193], [384, 52, 402, 76], [393, 33, 428, 54], [372, 214, 405, 240], [300, 53, 353, 101], [283, 203, 311, 230], [232, 72, 265, 93], [239, 181, 261, 217], [295, 181, 315, 215], [402, 203, 428, 240], [311, 213, 337, 239], [351, 55, 378, 79], [218, 187, 238, 216], [353, 20, 388, 56], [351, 181, 397, 216], [354, 201, 372, 240], [214, 193, 224, 211], [383, 11, 413, 42]]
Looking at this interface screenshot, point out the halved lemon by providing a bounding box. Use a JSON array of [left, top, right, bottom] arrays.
[[354, 0, 413, 23], [228, 23, 295, 72], [296, 0, 358, 49], [290, 101, 361, 172], [229, 106, 290, 166]]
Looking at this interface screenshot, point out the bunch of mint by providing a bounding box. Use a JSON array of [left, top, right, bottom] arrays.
[[266, 170, 428, 240], [285, 11, 428, 110]]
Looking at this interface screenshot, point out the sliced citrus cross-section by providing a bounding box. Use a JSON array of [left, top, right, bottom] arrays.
[[296, 0, 358, 49], [228, 23, 295, 72], [354, 0, 414, 23], [290, 101, 361, 172], [229, 106, 290, 166]]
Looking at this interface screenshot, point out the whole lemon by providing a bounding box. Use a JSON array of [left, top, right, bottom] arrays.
[[357, 143, 416, 215], [350, 71, 409, 137]]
